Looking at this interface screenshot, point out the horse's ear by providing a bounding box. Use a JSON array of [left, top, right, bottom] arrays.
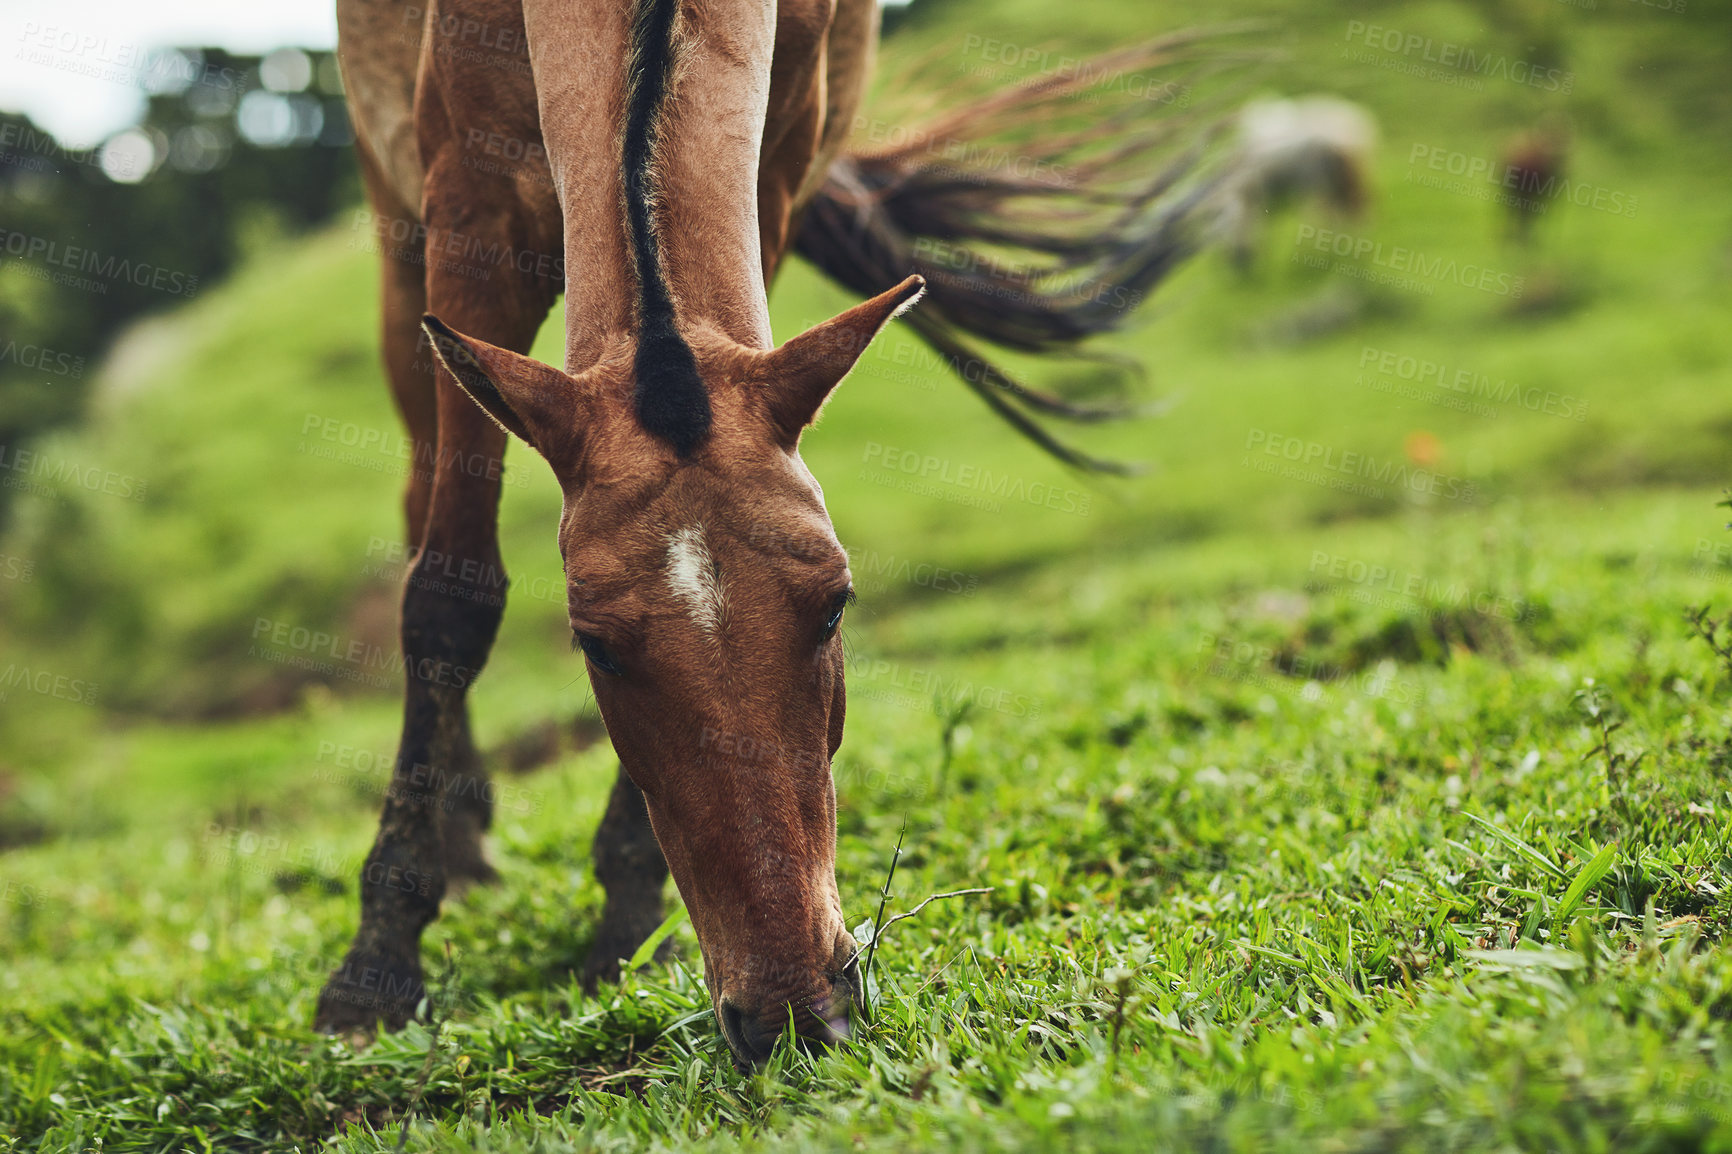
[[756, 275, 925, 443], [422, 315, 592, 465]]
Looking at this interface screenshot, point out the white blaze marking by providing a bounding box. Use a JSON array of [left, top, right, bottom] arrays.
[[666, 525, 725, 633]]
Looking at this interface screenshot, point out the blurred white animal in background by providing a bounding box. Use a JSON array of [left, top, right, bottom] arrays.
[[1208, 96, 1378, 267]]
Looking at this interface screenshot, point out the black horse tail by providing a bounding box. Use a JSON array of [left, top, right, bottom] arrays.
[[794, 30, 1263, 472]]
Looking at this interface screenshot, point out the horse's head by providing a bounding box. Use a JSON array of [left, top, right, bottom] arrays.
[[424, 275, 923, 1068]]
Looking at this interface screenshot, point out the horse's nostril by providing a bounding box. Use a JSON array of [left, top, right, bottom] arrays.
[[720, 977, 862, 1068], [719, 999, 776, 1067]]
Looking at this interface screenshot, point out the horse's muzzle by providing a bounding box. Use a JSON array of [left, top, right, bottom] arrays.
[[718, 967, 860, 1069]]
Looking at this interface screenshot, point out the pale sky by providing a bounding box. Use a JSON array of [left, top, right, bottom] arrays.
[[2, 0, 339, 147], [1, 0, 912, 149]]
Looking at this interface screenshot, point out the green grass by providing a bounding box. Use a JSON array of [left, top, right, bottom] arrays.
[[5, 0, 1732, 1148], [9, 491, 1732, 1151]]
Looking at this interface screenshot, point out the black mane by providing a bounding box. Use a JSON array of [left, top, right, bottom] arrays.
[[623, 0, 711, 456]]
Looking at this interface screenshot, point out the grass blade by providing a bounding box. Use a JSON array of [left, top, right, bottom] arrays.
[[624, 906, 689, 973], [1464, 812, 1568, 880], [1554, 841, 1619, 931]]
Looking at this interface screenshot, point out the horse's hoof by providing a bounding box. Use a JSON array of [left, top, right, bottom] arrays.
[[329, 1023, 377, 1051], [579, 952, 621, 994], [313, 950, 425, 1036], [581, 916, 675, 993]]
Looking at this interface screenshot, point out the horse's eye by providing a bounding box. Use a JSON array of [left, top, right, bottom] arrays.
[[820, 590, 853, 642], [574, 632, 622, 676]]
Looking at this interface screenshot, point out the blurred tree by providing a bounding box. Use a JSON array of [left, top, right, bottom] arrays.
[[0, 47, 358, 528]]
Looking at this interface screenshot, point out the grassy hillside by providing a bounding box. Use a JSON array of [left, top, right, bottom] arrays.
[[3, 0, 1732, 1148], [5, 0, 1731, 723]]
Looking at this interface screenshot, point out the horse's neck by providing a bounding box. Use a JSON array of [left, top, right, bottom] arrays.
[[524, 0, 777, 372]]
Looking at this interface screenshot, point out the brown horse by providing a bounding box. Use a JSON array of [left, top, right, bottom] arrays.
[[321, 0, 1230, 1068]]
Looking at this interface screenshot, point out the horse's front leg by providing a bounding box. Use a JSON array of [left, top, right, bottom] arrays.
[[313, 364, 511, 1034], [315, 168, 552, 1035], [313, 451, 506, 1031]]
